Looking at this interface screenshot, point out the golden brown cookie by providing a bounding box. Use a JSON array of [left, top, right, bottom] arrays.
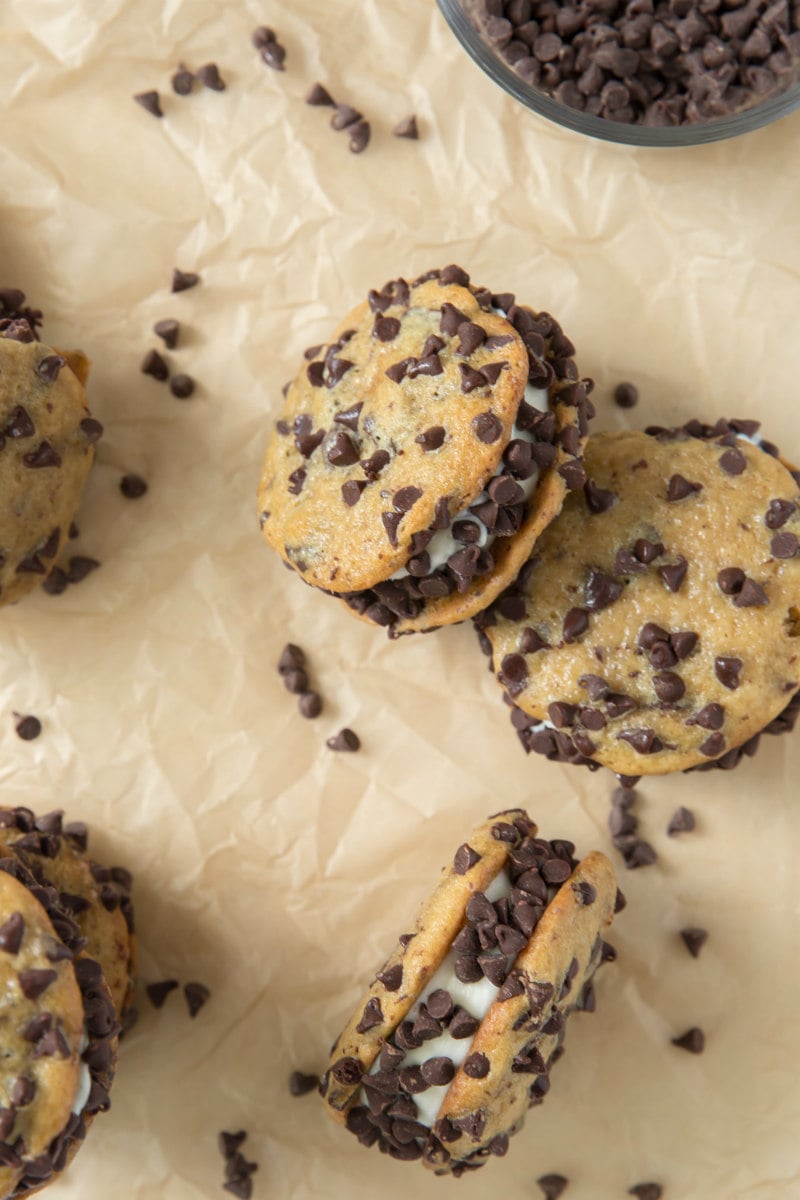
[[320, 809, 619, 1175], [0, 806, 134, 1198], [0, 298, 102, 608], [478, 422, 800, 777], [258, 265, 593, 634]]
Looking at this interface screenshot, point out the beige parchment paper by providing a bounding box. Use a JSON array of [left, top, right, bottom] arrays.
[[1, 1, 799, 1197]]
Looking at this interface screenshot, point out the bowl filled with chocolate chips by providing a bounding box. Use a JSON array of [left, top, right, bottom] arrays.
[[437, 0, 800, 145]]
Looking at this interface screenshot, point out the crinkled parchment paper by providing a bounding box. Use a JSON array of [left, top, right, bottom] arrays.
[[1, 1, 799, 1197]]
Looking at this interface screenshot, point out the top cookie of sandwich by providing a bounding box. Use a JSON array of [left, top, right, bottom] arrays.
[[0, 326, 99, 608], [258, 267, 592, 633], [479, 424, 800, 777]]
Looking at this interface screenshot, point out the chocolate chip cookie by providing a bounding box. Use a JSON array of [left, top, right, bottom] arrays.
[[478, 422, 800, 777], [0, 806, 135, 1198], [0, 301, 101, 608], [258, 265, 593, 634], [320, 809, 619, 1175]]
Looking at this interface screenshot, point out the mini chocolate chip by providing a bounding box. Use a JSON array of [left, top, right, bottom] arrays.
[[14, 715, 41, 741], [184, 982, 210, 1018], [134, 90, 163, 117], [298, 691, 322, 719], [18, 969, 57, 1000], [537, 1175, 569, 1200], [119, 473, 148, 499], [666, 474, 702, 501], [381, 511, 402, 546], [341, 480, 367, 506], [394, 486, 422, 512], [196, 62, 225, 90], [585, 569, 623, 611], [562, 607, 589, 642], [4, 405, 35, 438], [288, 1071, 319, 1097], [450, 1008, 481, 1039], [653, 670, 685, 703], [500, 653, 528, 690], [699, 732, 726, 757], [573, 880, 596, 905], [463, 1052, 490, 1079], [66, 556, 100, 584], [356, 997, 383, 1033], [453, 843, 481, 874], [460, 364, 488, 394], [171, 65, 194, 95], [671, 1027, 705, 1053], [141, 349, 168, 380], [361, 449, 391, 479], [172, 268, 200, 293], [628, 1186, 662, 1200], [548, 701, 577, 728], [614, 382, 638, 408], [718, 567, 745, 595], [373, 315, 401, 342], [393, 114, 418, 138], [772, 532, 799, 558], [584, 479, 616, 513], [376, 964, 403, 992], [0, 913, 25, 954], [714, 656, 742, 689], [36, 354, 66, 385], [79, 417, 103, 442], [658, 557, 688, 592], [686, 703, 724, 730], [719, 447, 746, 475], [282, 668, 308, 695], [287, 467, 306, 495], [456, 321, 487, 357], [617, 728, 662, 754], [261, 39, 287, 70], [733, 578, 768, 607], [306, 82, 335, 106], [349, 121, 371, 154], [671, 630, 698, 659], [326, 728, 360, 752], [421, 1057, 455, 1086], [623, 840, 658, 869], [331, 1056, 363, 1085], [578, 674, 609, 701], [170, 373, 195, 399], [765, 499, 796, 529], [9, 1077, 36, 1107], [146, 980, 179, 1008], [331, 104, 363, 130], [667, 806, 695, 835], [154, 318, 179, 349], [415, 425, 445, 451], [680, 928, 708, 958]]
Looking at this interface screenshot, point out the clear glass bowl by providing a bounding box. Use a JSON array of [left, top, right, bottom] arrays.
[[437, 0, 800, 146]]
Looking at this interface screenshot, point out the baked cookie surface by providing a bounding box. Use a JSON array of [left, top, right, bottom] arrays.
[[320, 809, 618, 1175], [0, 330, 100, 607], [258, 266, 593, 633], [479, 425, 800, 776]]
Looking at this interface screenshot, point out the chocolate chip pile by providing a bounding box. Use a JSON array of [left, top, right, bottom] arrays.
[[218, 1129, 258, 1199], [469, 0, 800, 125]]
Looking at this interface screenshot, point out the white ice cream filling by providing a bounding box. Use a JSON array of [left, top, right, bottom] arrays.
[[72, 1029, 92, 1115], [391, 383, 549, 580], [365, 870, 514, 1131]]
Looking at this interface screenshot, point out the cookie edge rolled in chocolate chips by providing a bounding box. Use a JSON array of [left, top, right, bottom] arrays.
[[319, 809, 617, 1175]]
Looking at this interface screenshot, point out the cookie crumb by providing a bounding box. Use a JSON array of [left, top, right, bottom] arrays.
[[120, 474, 148, 499], [146, 980, 179, 1009], [614, 381, 639, 408], [288, 1070, 319, 1096], [134, 90, 163, 118], [326, 728, 360, 752], [184, 981, 210, 1018], [680, 927, 708, 958], [14, 714, 42, 741]]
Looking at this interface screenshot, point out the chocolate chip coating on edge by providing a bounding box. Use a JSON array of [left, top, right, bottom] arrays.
[[480, 427, 800, 776]]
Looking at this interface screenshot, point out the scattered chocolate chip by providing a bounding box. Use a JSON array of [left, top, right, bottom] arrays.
[[141, 349, 169, 381], [134, 90, 163, 118], [421, 1056, 455, 1086], [172, 268, 200, 293], [733, 578, 768, 607], [628, 1186, 662, 1200], [680, 927, 709, 958], [658, 557, 688, 592], [14, 715, 41, 741], [537, 1174, 569, 1200], [289, 1071, 319, 1097], [393, 113, 420, 140], [771, 532, 799, 558], [326, 728, 360, 752], [261, 39, 287, 71], [219, 1131, 247, 1159], [66, 556, 100, 584], [714, 656, 742, 689], [453, 843, 481, 874], [306, 82, 335, 106], [196, 62, 225, 90], [184, 981, 210, 1017], [146, 980, 179, 1009], [154, 318, 180, 348], [667, 806, 695, 835], [671, 1026, 705, 1053], [623, 840, 658, 869], [349, 121, 371, 154], [614, 382, 639, 408], [171, 65, 194, 95], [666, 474, 702, 501], [170, 373, 195, 399], [120, 473, 148, 499], [331, 104, 363, 130], [298, 691, 322, 719]]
